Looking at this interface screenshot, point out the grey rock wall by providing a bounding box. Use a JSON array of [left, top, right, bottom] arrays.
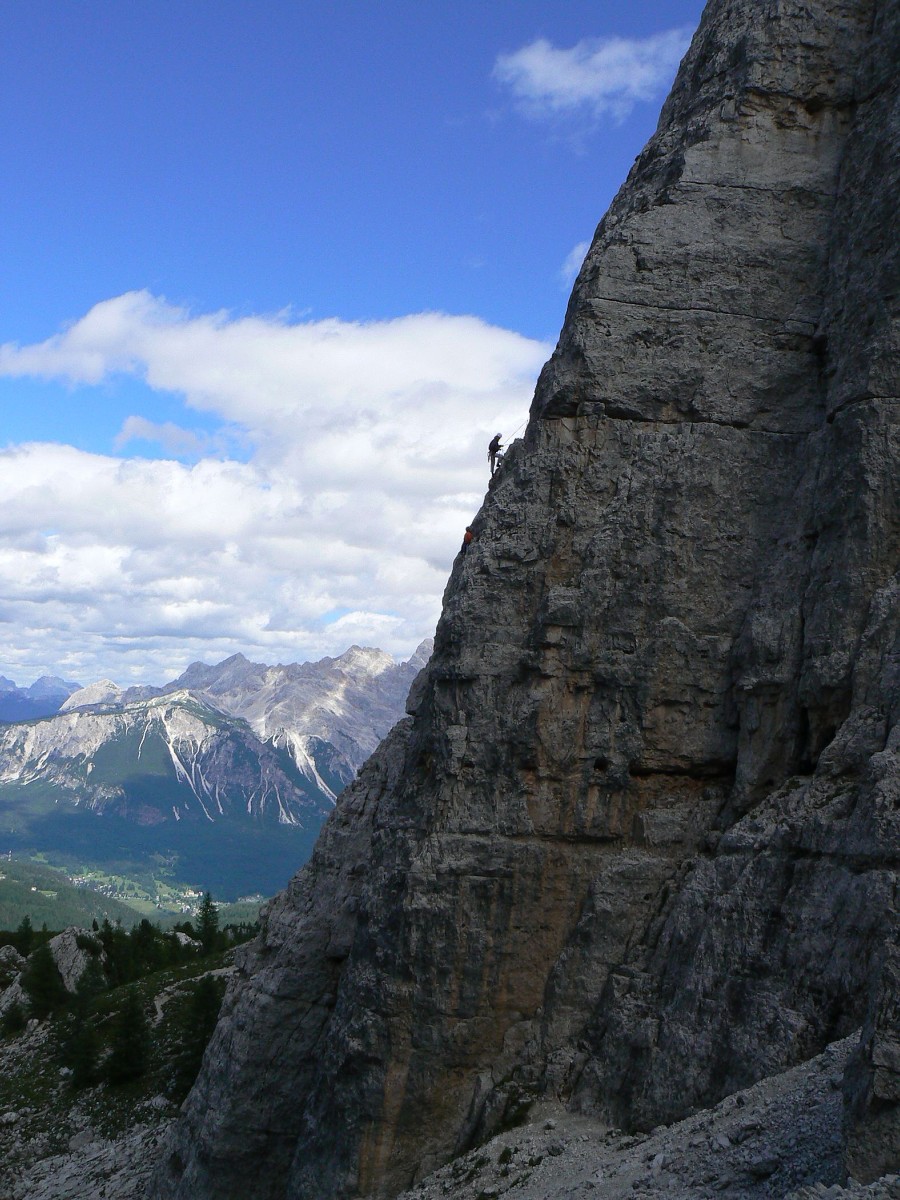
[[153, 1, 900, 1197], [844, 932, 900, 1184], [47, 928, 103, 995]]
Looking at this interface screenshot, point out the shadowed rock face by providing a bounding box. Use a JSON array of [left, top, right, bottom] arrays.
[[153, 1, 899, 1197]]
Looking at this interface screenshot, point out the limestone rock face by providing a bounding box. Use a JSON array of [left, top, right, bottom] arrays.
[[0, 943, 26, 1021], [844, 932, 900, 1184], [153, 1, 899, 1197], [0, 945, 25, 972], [0, 929, 102, 1018], [47, 928, 103, 994]]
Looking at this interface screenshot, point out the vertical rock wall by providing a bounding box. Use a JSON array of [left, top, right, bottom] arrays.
[[153, 1, 899, 1197], [565, 0, 899, 1133]]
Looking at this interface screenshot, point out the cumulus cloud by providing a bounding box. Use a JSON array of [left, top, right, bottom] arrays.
[[0, 294, 549, 685], [493, 27, 693, 123]]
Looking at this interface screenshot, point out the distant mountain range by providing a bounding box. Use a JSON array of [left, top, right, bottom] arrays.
[[0, 642, 430, 899], [0, 675, 81, 722]]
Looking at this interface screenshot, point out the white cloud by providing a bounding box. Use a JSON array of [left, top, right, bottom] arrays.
[[114, 416, 208, 457], [0, 294, 549, 686], [493, 28, 693, 123], [560, 240, 591, 288]]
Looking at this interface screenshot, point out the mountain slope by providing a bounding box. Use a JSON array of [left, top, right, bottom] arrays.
[[0, 693, 334, 898], [64, 641, 432, 784], [0, 859, 145, 930], [0, 643, 431, 898], [0, 691, 329, 825]]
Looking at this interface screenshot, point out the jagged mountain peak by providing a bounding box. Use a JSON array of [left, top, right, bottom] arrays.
[[0, 675, 84, 722], [173, 652, 265, 693], [331, 644, 394, 677], [25, 675, 81, 699], [405, 637, 434, 672]]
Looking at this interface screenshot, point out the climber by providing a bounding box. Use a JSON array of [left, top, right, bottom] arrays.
[[460, 526, 474, 554], [488, 433, 503, 475]]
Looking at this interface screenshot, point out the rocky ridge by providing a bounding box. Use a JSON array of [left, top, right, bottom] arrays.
[[153, 1, 899, 1198], [398, 1036, 864, 1200], [0, 641, 432, 897], [63, 640, 433, 779]]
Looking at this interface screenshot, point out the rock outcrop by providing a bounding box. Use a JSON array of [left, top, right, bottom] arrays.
[[0, 928, 103, 1019], [46, 928, 104, 994], [154, 1, 899, 1197], [0, 945, 27, 1020], [0, 944, 25, 973]]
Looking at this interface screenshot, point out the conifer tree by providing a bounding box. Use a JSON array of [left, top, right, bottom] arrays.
[[105, 987, 151, 1084], [57, 960, 106, 1087], [172, 974, 225, 1098], [75, 956, 107, 1004], [15, 915, 33, 957], [130, 918, 164, 974], [21, 940, 67, 1019], [196, 892, 219, 954], [165, 930, 184, 966], [69, 1018, 101, 1088], [0, 1001, 26, 1037], [99, 919, 134, 986]]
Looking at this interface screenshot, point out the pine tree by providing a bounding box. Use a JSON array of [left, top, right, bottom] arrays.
[[15, 915, 33, 957], [21, 941, 68, 1019], [164, 930, 183, 966], [196, 892, 219, 954], [58, 1002, 102, 1088], [105, 987, 151, 1084], [69, 1019, 101, 1088], [75, 955, 107, 1002], [172, 974, 224, 1098], [99, 919, 134, 986], [130, 918, 164, 974], [57, 960, 106, 1087]]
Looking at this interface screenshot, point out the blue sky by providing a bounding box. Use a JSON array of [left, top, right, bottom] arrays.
[[0, 0, 705, 687]]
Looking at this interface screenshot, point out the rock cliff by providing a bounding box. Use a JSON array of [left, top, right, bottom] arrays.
[[153, 0, 899, 1197]]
